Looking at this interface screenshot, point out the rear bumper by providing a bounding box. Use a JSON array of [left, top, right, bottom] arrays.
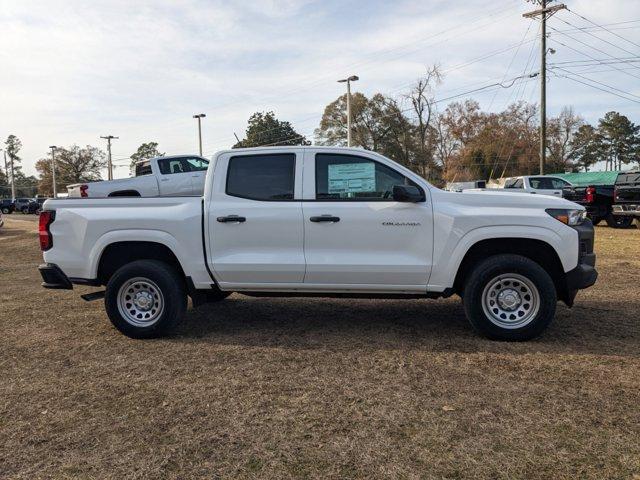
[[39, 263, 73, 289], [612, 204, 640, 217]]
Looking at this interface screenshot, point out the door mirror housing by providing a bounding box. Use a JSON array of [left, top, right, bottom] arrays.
[[392, 185, 424, 203]]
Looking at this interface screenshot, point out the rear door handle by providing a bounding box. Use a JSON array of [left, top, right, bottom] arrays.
[[310, 215, 340, 223], [217, 215, 246, 223]]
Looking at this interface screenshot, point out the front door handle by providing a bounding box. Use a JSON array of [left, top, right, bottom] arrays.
[[217, 215, 246, 223], [310, 215, 340, 223]]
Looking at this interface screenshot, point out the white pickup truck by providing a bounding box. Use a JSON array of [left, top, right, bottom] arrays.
[[39, 147, 597, 341], [67, 155, 209, 197], [502, 175, 572, 196]]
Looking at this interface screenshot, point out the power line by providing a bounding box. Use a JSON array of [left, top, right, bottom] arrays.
[[547, 23, 640, 81], [551, 66, 640, 100], [553, 14, 640, 61], [567, 9, 640, 49], [550, 70, 640, 105]]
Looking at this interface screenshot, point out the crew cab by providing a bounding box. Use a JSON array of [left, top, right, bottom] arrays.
[[39, 147, 597, 341], [612, 171, 640, 225], [503, 175, 571, 196], [67, 155, 209, 197]]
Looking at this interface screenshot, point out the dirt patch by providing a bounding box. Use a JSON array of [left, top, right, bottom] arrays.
[[1, 215, 639, 479]]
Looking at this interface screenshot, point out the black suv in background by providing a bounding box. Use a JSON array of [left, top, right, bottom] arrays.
[[1, 199, 15, 214]]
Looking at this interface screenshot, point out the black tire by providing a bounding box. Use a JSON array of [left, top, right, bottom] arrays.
[[462, 254, 557, 341], [605, 214, 633, 228], [590, 216, 601, 226], [1, 207, 9, 214], [105, 260, 187, 339], [21, 207, 28, 214]]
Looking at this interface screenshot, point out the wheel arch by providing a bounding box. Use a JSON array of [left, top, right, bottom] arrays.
[[452, 237, 567, 301], [96, 240, 186, 285]]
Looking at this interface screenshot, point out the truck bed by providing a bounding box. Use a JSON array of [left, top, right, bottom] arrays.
[[42, 196, 211, 286]]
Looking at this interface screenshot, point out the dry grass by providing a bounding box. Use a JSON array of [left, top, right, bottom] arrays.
[[1, 215, 639, 479]]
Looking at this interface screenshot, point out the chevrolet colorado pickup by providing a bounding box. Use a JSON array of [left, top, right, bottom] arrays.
[[38, 147, 597, 341]]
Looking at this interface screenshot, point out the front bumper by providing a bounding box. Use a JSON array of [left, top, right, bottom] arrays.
[[39, 263, 73, 289], [612, 204, 640, 217], [562, 221, 598, 306]]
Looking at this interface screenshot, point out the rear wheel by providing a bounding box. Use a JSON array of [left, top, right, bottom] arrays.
[[1, 207, 9, 214], [606, 214, 633, 228], [105, 260, 187, 338], [590, 216, 601, 226], [463, 254, 556, 341]]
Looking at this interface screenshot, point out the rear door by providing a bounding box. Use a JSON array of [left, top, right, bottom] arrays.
[[156, 157, 195, 195], [206, 150, 305, 285], [301, 150, 433, 289]]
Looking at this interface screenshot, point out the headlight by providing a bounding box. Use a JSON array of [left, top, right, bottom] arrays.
[[546, 208, 587, 226]]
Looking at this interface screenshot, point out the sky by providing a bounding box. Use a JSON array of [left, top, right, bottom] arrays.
[[1, 0, 639, 179]]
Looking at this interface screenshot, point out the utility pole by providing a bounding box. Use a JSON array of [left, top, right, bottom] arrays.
[[338, 75, 359, 147], [193, 114, 206, 156], [49, 146, 58, 198], [523, 1, 566, 174], [1, 149, 6, 180], [100, 135, 118, 180], [9, 150, 16, 199]]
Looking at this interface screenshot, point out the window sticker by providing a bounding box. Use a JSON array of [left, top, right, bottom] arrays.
[[328, 162, 375, 195]]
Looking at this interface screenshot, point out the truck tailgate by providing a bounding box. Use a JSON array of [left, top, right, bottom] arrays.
[[562, 186, 586, 203]]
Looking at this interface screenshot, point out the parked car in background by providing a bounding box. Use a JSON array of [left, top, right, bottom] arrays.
[[14, 198, 37, 214], [39, 146, 597, 342], [67, 155, 209, 198], [1, 199, 15, 214], [503, 175, 571, 196], [562, 183, 633, 227], [612, 171, 640, 225]]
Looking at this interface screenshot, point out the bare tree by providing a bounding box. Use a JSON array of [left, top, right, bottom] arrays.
[[404, 65, 443, 179]]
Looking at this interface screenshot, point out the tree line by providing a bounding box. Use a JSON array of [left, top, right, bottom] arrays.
[[3, 68, 639, 196], [234, 69, 639, 184]]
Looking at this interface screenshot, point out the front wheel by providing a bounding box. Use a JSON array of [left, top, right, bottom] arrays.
[[1, 207, 9, 214], [463, 254, 557, 341], [105, 260, 187, 338]]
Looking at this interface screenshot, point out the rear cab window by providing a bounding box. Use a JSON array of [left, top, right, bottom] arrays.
[[135, 161, 152, 176], [226, 153, 295, 201]]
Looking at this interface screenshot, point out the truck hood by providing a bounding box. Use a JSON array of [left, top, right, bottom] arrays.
[[442, 189, 582, 210]]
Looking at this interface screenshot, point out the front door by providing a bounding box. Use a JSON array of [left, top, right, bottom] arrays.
[[207, 151, 305, 286], [302, 151, 433, 289]]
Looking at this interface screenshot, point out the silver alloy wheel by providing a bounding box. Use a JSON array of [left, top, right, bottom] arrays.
[[117, 277, 164, 327], [481, 273, 540, 329]]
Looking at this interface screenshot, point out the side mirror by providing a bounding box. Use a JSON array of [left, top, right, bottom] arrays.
[[392, 185, 424, 203]]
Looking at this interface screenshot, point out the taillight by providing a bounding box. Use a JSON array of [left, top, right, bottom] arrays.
[[585, 186, 595, 203], [80, 185, 88, 197], [39, 211, 55, 251]]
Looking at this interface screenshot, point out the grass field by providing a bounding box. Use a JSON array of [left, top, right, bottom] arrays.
[[1, 214, 639, 479]]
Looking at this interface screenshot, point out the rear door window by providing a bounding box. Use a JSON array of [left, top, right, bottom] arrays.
[[226, 153, 295, 200]]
